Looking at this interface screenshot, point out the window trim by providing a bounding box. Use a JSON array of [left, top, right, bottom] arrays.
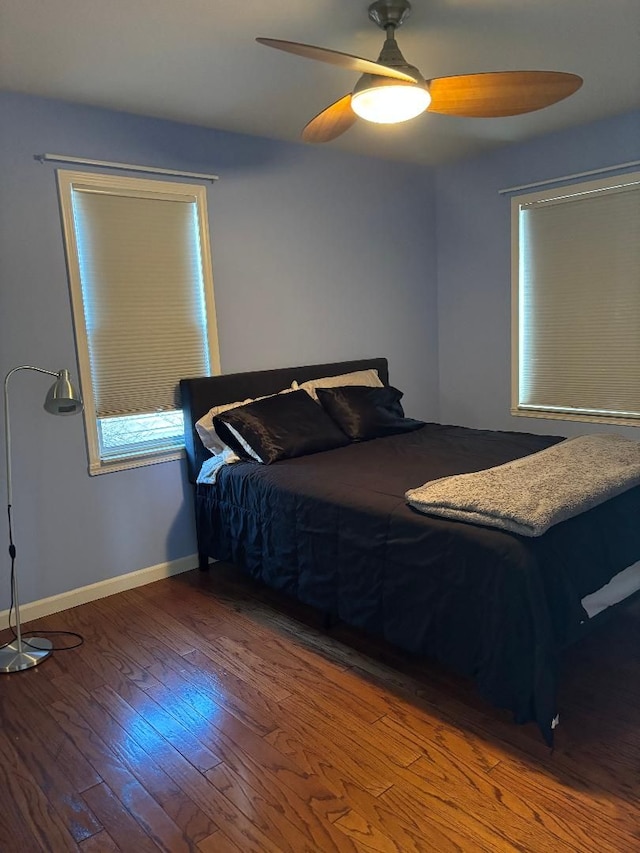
[[510, 171, 640, 428], [57, 169, 220, 474]]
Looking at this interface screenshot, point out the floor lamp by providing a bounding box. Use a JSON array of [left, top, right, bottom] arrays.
[[0, 366, 83, 673]]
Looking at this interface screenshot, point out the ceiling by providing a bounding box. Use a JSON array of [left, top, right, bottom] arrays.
[[1, 0, 639, 166]]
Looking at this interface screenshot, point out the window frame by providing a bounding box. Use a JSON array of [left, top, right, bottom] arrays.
[[57, 169, 220, 474], [510, 170, 640, 428]]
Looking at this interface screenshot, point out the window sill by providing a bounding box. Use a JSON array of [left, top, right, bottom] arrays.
[[88, 447, 185, 476], [511, 408, 640, 429]]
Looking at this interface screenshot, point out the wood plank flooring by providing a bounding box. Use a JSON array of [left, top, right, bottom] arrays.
[[1, 563, 639, 852]]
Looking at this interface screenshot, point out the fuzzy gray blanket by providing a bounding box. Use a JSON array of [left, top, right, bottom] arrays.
[[406, 433, 640, 537]]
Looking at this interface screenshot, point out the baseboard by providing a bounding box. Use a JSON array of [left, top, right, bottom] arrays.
[[0, 554, 199, 630]]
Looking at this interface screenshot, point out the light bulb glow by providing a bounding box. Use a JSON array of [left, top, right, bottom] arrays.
[[351, 84, 431, 124]]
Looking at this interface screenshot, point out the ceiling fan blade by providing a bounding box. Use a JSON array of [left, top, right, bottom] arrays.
[[256, 38, 418, 83], [302, 94, 358, 143], [427, 71, 583, 117]]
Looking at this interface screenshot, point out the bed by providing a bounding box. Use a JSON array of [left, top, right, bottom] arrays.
[[181, 358, 640, 743]]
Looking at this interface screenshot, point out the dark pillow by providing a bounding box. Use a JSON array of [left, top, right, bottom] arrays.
[[316, 385, 425, 442], [213, 389, 350, 464]]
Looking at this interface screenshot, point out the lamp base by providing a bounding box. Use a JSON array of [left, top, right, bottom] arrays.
[[0, 637, 53, 673]]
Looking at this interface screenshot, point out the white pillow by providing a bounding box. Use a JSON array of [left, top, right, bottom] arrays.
[[293, 368, 383, 402], [195, 387, 294, 455]]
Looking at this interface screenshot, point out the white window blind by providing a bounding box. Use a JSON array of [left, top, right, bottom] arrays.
[[58, 170, 220, 473], [512, 172, 640, 425]]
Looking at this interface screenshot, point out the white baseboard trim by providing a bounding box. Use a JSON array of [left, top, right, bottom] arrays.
[[0, 554, 199, 630]]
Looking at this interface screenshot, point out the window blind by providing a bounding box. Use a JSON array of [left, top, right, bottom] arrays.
[[518, 178, 640, 420], [72, 187, 211, 418]]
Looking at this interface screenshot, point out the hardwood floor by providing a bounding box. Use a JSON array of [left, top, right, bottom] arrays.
[[1, 563, 639, 852]]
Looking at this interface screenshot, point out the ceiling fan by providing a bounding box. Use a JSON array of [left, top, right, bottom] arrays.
[[256, 0, 582, 143]]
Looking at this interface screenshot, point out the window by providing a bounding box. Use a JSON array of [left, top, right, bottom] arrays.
[[511, 171, 640, 427], [58, 170, 220, 473]]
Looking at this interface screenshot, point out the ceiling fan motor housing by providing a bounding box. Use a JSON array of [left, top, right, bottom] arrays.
[[375, 35, 423, 81]]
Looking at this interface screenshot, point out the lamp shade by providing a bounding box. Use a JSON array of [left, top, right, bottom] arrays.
[[43, 369, 83, 415]]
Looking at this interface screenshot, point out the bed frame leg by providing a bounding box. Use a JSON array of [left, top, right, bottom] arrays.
[[198, 552, 210, 571]]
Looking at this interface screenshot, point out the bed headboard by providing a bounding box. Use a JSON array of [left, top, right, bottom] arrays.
[[180, 357, 389, 483]]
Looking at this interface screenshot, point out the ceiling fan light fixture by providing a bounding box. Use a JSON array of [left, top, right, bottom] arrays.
[[351, 78, 431, 124]]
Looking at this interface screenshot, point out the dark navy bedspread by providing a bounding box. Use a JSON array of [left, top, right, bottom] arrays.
[[195, 423, 640, 742]]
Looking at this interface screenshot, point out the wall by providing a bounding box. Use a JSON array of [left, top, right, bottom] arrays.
[[435, 110, 640, 435], [0, 92, 437, 609]]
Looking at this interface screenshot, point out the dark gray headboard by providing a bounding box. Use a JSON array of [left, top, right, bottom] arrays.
[[180, 357, 389, 483]]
